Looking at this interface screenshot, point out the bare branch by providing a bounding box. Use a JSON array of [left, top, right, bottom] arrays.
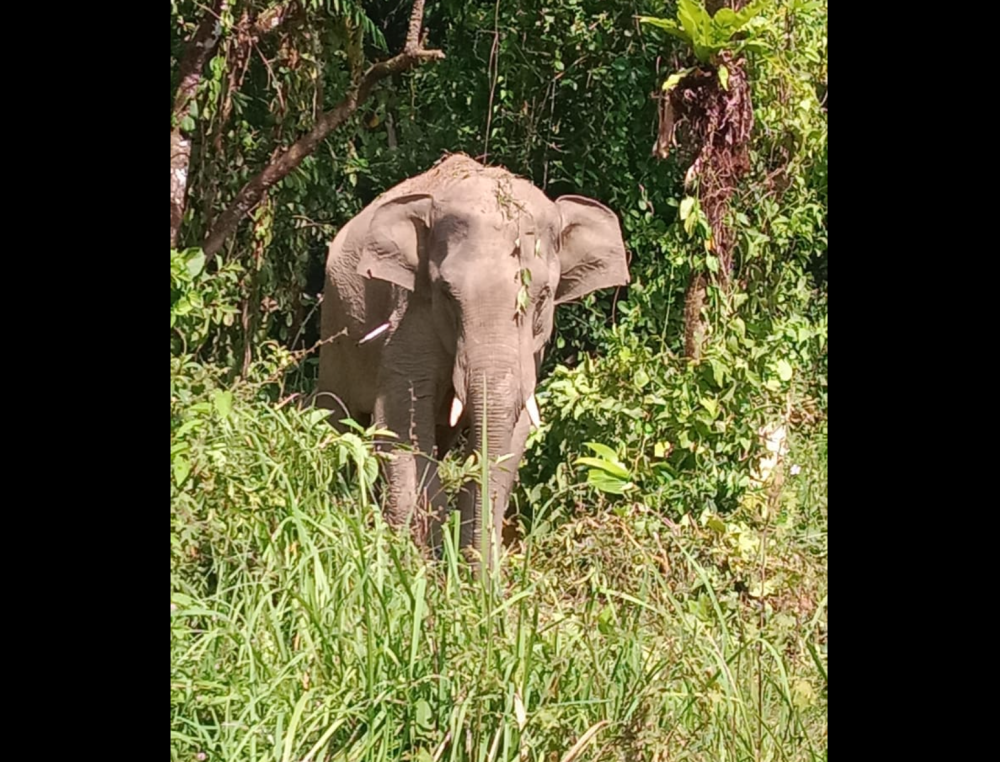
[[201, 0, 444, 261]]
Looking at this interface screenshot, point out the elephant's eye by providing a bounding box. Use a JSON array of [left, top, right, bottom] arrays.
[[532, 286, 552, 333], [440, 281, 458, 302]]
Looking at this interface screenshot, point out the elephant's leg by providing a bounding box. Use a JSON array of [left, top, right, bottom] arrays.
[[375, 383, 448, 550], [374, 324, 450, 550], [315, 346, 352, 431]]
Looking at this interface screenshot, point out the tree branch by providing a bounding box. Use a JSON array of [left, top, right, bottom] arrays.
[[172, 2, 305, 249], [201, 0, 444, 261], [171, 0, 228, 249]]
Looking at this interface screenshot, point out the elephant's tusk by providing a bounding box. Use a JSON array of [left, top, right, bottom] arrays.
[[525, 394, 541, 429], [358, 322, 390, 345], [449, 396, 465, 427]]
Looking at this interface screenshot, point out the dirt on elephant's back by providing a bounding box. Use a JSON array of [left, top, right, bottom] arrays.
[[376, 153, 516, 202]]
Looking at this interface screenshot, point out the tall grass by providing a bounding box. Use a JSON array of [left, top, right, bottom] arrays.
[[171, 378, 827, 762]]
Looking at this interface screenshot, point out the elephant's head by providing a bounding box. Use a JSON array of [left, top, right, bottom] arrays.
[[357, 165, 628, 564]]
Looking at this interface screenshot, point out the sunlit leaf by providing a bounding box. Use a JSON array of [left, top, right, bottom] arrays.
[[212, 389, 233, 420], [575, 457, 630, 481], [776, 359, 793, 381]]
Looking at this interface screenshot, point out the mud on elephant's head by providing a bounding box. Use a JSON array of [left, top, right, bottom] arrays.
[[357, 166, 628, 430]]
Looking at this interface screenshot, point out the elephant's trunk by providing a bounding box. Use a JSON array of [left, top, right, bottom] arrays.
[[456, 345, 525, 571]]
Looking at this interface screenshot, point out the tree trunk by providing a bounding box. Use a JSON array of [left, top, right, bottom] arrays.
[[170, 0, 228, 249], [683, 271, 708, 361]]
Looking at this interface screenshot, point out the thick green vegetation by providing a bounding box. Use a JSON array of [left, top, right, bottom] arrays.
[[171, 1, 827, 759]]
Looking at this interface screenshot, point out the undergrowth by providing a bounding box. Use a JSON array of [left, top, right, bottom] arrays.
[[171, 357, 827, 762]]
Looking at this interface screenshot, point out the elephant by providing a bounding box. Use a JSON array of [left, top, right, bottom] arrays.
[[316, 153, 629, 570]]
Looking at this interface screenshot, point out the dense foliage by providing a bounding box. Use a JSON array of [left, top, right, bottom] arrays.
[[171, 1, 827, 759], [171, 344, 827, 761]]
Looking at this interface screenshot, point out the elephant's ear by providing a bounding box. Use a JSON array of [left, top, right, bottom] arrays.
[[356, 194, 434, 291], [553, 195, 629, 305]]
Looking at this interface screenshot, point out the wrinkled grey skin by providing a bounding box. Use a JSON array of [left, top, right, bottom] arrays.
[[317, 154, 629, 570]]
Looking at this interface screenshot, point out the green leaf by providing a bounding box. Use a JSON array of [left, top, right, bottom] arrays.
[[683, 210, 698, 237], [173, 420, 200, 440], [661, 67, 694, 93], [583, 441, 621, 462], [677, 0, 708, 44], [718, 64, 729, 91], [415, 699, 433, 729], [576, 457, 631, 481], [516, 287, 530, 314], [699, 397, 719, 418], [185, 250, 206, 279], [792, 680, 815, 710], [212, 389, 233, 420], [705, 255, 720, 274], [173, 456, 191, 487], [706, 515, 727, 533], [734, 0, 771, 30], [714, 9, 738, 29], [634, 367, 650, 388], [585, 470, 633, 495], [679, 196, 696, 221], [304, 409, 332, 427], [692, 42, 715, 64], [776, 359, 793, 382], [653, 441, 672, 458], [710, 359, 726, 387], [597, 603, 615, 634], [637, 16, 691, 43]]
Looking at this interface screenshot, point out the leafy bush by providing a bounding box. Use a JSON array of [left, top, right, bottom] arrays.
[[511, 0, 827, 528], [171, 247, 242, 361], [639, 0, 772, 64]]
